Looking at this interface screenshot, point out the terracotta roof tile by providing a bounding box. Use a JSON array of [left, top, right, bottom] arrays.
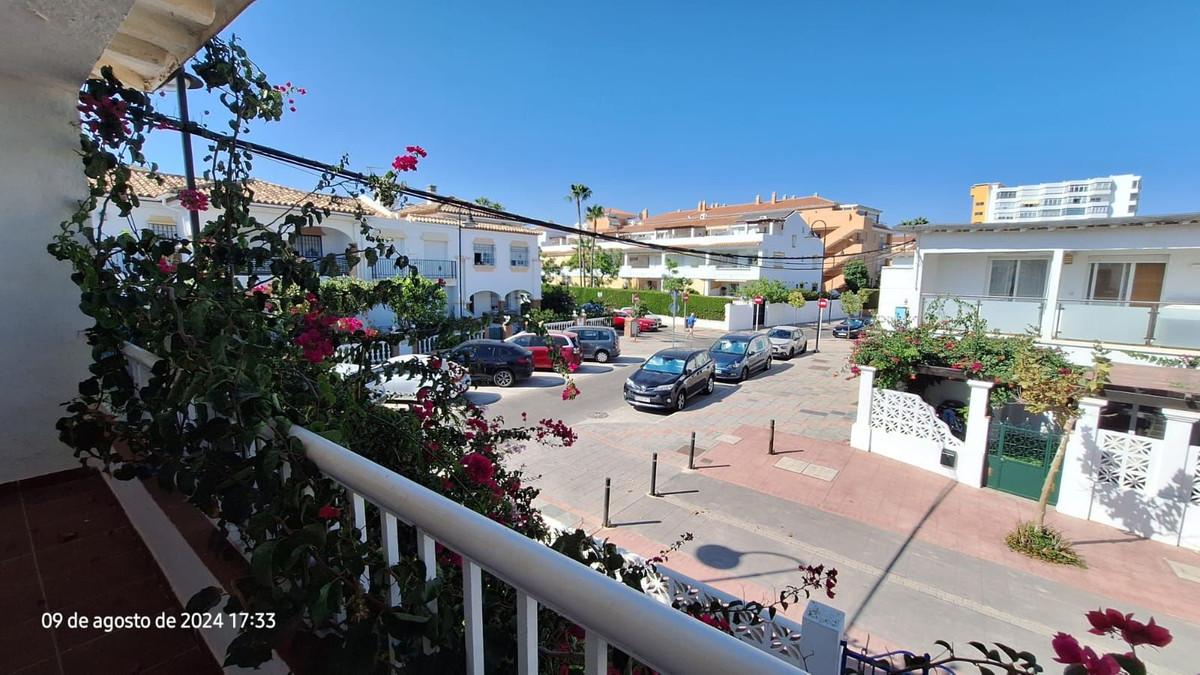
[[126, 168, 368, 215], [396, 200, 539, 235], [622, 195, 835, 233]]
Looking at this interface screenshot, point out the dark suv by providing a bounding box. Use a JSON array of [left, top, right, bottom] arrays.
[[442, 339, 533, 388], [709, 332, 772, 381], [624, 348, 716, 412], [568, 327, 622, 363]]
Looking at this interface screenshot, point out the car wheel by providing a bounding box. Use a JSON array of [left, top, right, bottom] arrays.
[[788, 347, 795, 359], [739, 367, 749, 382], [800, 341, 808, 354], [765, 357, 772, 371], [675, 390, 687, 411], [492, 369, 515, 388], [705, 376, 715, 395], [595, 349, 610, 363]]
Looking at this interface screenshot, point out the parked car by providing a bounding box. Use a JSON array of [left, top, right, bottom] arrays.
[[566, 327, 622, 363], [612, 310, 657, 332], [441, 339, 533, 388], [832, 317, 874, 339], [709, 332, 772, 381], [624, 348, 716, 411], [619, 307, 663, 329], [767, 325, 808, 358], [505, 331, 583, 370], [333, 354, 471, 401]]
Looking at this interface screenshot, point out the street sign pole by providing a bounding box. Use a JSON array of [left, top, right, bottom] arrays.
[[814, 297, 828, 353]]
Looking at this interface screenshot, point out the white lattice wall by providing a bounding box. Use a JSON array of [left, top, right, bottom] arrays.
[[1095, 429, 1157, 491], [869, 389, 963, 450]]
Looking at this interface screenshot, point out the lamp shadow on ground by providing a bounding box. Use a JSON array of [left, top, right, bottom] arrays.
[[608, 519, 662, 527], [693, 543, 821, 584]]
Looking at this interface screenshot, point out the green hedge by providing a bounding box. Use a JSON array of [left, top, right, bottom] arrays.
[[563, 286, 732, 320]]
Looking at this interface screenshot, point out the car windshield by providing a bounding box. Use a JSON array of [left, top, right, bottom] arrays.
[[643, 355, 686, 374], [768, 329, 792, 339], [711, 339, 748, 355]]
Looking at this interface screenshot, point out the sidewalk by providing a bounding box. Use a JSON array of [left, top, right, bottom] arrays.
[[521, 418, 1200, 673]]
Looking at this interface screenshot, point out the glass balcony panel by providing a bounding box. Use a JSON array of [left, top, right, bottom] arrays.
[[1154, 305, 1200, 349], [1056, 303, 1150, 345]]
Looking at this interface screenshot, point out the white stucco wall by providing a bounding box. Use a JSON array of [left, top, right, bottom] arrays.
[[757, 212, 823, 290], [876, 257, 917, 327], [0, 0, 137, 483]]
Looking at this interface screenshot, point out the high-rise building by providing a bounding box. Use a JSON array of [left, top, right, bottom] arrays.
[[969, 174, 1141, 224]]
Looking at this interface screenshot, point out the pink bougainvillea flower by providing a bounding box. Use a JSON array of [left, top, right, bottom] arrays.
[[364, 327, 379, 338], [178, 188, 209, 212], [462, 452, 495, 484], [1080, 648, 1120, 675], [334, 316, 363, 334], [406, 145, 428, 158], [157, 256, 177, 274], [428, 356, 442, 370], [1052, 632, 1083, 664], [696, 613, 731, 633], [1121, 616, 1172, 648], [561, 381, 580, 401], [849, 365, 861, 376], [436, 277, 446, 286], [567, 361, 579, 373], [317, 504, 341, 520], [392, 154, 419, 172], [251, 281, 273, 296]]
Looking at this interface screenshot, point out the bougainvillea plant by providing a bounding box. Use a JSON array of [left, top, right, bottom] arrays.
[[889, 608, 1172, 675]]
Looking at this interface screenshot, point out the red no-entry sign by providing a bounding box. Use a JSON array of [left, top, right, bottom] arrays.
[[818, 298, 829, 309], [753, 295, 764, 305]]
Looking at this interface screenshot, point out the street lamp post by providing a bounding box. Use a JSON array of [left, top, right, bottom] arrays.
[[810, 220, 827, 353]]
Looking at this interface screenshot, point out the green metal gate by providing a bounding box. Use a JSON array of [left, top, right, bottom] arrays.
[[986, 423, 1063, 504]]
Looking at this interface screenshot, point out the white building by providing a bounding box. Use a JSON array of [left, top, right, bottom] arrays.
[[971, 174, 1141, 224], [878, 212, 1200, 363], [541, 208, 823, 296], [112, 171, 543, 322]]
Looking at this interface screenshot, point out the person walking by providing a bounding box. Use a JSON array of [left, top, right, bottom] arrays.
[[685, 312, 697, 339]]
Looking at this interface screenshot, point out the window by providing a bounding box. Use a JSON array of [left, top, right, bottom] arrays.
[[988, 259, 1049, 298], [1092, 181, 1112, 191], [473, 242, 495, 266], [791, 234, 797, 247], [1021, 201, 1039, 208], [1018, 210, 1037, 219], [1042, 197, 1061, 206], [773, 252, 785, 269], [1039, 209, 1061, 218], [996, 190, 1017, 199], [996, 215, 1014, 220], [974, 201, 985, 207], [1063, 207, 1085, 216], [510, 244, 529, 267], [1068, 184, 1087, 193], [1068, 196, 1085, 204], [145, 220, 178, 240], [1088, 262, 1129, 300], [1089, 196, 1104, 202], [1132, 179, 1140, 190], [974, 211, 983, 216], [1086, 205, 1109, 215], [297, 234, 323, 259]]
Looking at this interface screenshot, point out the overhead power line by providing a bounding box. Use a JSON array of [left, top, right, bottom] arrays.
[[152, 113, 908, 272]]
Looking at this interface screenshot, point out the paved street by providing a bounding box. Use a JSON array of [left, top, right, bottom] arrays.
[[466, 323, 1200, 673]]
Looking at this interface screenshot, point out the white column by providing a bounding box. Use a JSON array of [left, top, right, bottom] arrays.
[[1153, 409, 1200, 502], [850, 366, 876, 450], [958, 380, 994, 487], [799, 601, 845, 675], [1040, 249, 1065, 340], [1055, 397, 1106, 520]]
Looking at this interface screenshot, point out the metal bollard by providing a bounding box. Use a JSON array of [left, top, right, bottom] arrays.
[[768, 419, 775, 455], [688, 431, 696, 470], [602, 478, 611, 527], [650, 453, 658, 497]]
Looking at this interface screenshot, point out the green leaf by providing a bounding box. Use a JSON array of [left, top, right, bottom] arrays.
[[250, 540, 278, 587], [185, 586, 224, 613], [310, 580, 340, 626], [968, 641, 990, 657], [223, 631, 272, 668], [1111, 652, 1146, 675]]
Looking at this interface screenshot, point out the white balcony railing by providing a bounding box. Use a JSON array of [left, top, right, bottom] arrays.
[[920, 294, 1045, 335], [1054, 300, 1200, 349], [121, 344, 801, 675]]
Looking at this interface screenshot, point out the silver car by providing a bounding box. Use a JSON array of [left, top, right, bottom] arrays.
[[767, 325, 808, 359]]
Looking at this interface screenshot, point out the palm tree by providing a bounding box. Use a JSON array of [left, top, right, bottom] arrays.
[[565, 184, 591, 286], [585, 204, 606, 287], [474, 196, 504, 211]]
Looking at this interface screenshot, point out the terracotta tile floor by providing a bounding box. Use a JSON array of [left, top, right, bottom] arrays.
[[1, 468, 220, 674]]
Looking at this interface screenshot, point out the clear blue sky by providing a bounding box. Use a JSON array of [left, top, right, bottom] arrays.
[[144, 0, 1200, 225]]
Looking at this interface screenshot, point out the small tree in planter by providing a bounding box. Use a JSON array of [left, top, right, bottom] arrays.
[[839, 289, 869, 318], [1005, 344, 1111, 565]]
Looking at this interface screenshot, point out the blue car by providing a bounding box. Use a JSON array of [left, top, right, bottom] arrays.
[[832, 317, 873, 339]]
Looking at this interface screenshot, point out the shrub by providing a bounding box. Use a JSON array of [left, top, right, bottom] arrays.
[[565, 287, 733, 320], [541, 284, 576, 317], [1005, 521, 1085, 567], [739, 278, 791, 304], [842, 259, 870, 291]]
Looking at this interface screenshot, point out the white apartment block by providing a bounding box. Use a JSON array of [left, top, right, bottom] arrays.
[[971, 174, 1141, 224]]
